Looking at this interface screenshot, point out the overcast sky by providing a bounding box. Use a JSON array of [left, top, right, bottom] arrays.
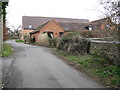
[[6, 0, 104, 29]]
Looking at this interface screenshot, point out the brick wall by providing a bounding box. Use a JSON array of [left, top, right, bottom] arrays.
[[22, 29, 34, 36], [21, 29, 34, 40], [32, 20, 64, 44], [40, 20, 64, 38]]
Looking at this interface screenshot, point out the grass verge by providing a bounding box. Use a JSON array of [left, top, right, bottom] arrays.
[[15, 40, 25, 43], [49, 48, 120, 88], [2, 43, 13, 57]]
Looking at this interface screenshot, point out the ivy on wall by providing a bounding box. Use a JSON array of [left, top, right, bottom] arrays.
[[0, 2, 2, 16], [2, 2, 8, 30]]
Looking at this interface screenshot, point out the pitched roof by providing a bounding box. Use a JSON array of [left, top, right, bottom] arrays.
[[37, 21, 49, 30], [59, 22, 100, 31], [91, 17, 112, 25], [30, 19, 100, 35], [30, 21, 50, 34], [22, 16, 89, 29], [58, 22, 88, 31]]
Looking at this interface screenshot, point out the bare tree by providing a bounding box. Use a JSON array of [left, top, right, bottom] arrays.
[[99, 0, 120, 66], [12, 25, 21, 39], [99, 0, 120, 24]]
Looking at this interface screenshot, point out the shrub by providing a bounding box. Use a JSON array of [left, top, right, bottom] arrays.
[[2, 43, 13, 57], [48, 38, 58, 48], [30, 38, 35, 43], [24, 35, 30, 44], [91, 49, 114, 66], [56, 32, 90, 55]]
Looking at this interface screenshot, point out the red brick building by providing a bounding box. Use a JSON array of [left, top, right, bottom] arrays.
[[21, 16, 90, 42], [21, 16, 117, 44], [29, 19, 94, 43], [30, 19, 64, 43], [91, 17, 116, 30]]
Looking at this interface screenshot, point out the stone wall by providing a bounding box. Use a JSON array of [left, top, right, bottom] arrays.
[[90, 40, 120, 65]]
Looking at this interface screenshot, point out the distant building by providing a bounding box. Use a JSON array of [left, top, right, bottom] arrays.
[[91, 17, 116, 31], [21, 16, 90, 41], [21, 16, 117, 43]]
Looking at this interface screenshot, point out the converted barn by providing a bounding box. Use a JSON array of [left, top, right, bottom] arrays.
[[21, 16, 89, 40]]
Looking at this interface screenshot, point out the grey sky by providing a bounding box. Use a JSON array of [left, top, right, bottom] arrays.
[[6, 0, 104, 29]]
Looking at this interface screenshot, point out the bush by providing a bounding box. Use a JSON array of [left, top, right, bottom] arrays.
[[91, 49, 114, 66], [48, 38, 58, 48], [56, 32, 90, 55], [2, 43, 13, 57], [24, 35, 30, 44], [29, 38, 35, 43], [57, 32, 82, 50]]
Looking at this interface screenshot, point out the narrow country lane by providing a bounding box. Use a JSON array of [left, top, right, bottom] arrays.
[[2, 40, 104, 88]]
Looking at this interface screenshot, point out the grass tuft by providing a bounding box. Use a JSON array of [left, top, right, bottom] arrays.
[[2, 43, 13, 57], [15, 40, 25, 43]]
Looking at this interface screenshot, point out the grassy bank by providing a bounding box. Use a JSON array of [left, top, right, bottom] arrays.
[[49, 48, 120, 88], [15, 40, 25, 43], [2, 43, 13, 57]]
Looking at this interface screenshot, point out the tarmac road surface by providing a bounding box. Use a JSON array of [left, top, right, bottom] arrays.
[[2, 40, 104, 88]]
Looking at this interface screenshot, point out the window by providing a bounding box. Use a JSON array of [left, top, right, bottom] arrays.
[[89, 24, 93, 30], [85, 24, 93, 30], [59, 32, 64, 37], [28, 24, 32, 29]]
